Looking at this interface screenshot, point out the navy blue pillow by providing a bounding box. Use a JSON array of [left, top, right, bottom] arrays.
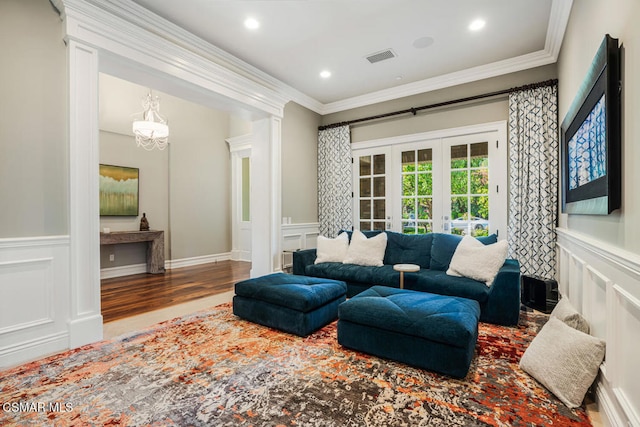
[[383, 231, 433, 269], [430, 233, 498, 271], [339, 230, 383, 242]]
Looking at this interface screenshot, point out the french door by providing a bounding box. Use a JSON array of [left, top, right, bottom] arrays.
[[396, 140, 442, 234], [352, 126, 506, 237], [352, 147, 392, 232]]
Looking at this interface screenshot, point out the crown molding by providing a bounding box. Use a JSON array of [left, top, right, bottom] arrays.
[[544, 0, 573, 60], [226, 134, 253, 153], [52, 0, 571, 116], [319, 49, 558, 114], [54, 0, 292, 117], [318, 0, 572, 114], [90, 0, 325, 113]]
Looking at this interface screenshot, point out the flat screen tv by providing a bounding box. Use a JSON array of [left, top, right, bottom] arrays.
[[561, 34, 621, 215]]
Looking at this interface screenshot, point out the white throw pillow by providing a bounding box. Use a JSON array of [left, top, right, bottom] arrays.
[[446, 235, 508, 285], [315, 232, 349, 263], [520, 317, 605, 408], [550, 297, 590, 334], [343, 230, 388, 267]]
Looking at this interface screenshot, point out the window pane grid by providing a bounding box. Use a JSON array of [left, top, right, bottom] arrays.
[[401, 149, 433, 234], [359, 154, 386, 231], [450, 143, 489, 237]]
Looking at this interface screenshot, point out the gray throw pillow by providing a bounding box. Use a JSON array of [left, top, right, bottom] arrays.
[[519, 317, 605, 408], [550, 297, 590, 333]]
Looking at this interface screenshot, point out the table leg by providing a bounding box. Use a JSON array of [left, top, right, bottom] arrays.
[[400, 271, 404, 289]]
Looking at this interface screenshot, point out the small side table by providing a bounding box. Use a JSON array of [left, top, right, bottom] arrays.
[[393, 264, 420, 289]]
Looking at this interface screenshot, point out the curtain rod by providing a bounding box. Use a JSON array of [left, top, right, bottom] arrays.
[[318, 78, 558, 131]]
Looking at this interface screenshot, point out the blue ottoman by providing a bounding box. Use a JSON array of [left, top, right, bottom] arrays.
[[233, 273, 347, 337], [338, 286, 480, 378]]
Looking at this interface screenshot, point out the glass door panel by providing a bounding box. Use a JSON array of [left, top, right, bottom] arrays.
[[447, 141, 490, 237], [354, 149, 390, 231], [401, 148, 433, 234]]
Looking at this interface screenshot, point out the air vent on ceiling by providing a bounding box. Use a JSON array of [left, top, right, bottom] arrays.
[[365, 49, 396, 64]]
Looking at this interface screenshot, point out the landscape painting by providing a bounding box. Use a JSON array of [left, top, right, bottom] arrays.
[[99, 164, 139, 216]]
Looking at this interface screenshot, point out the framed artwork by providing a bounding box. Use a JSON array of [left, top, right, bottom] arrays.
[[561, 34, 621, 215], [99, 164, 139, 216]]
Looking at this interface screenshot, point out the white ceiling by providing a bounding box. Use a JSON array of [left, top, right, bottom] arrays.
[[130, 0, 571, 112]]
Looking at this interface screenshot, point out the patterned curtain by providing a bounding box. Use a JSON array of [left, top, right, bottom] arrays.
[[318, 125, 352, 237], [507, 85, 559, 278]]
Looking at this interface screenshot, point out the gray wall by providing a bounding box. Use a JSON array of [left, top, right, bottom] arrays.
[[99, 74, 232, 266], [0, 0, 67, 237], [322, 64, 557, 143], [168, 95, 231, 260], [557, 0, 640, 253], [281, 102, 322, 223], [99, 130, 169, 266]]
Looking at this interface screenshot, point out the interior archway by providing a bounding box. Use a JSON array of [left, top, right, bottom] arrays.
[[56, 0, 287, 348]]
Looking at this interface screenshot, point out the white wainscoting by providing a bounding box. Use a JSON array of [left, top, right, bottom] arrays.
[[556, 228, 640, 427], [281, 223, 319, 252], [0, 236, 70, 369]]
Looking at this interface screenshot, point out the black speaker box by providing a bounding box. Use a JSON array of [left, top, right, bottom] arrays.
[[521, 275, 558, 314]]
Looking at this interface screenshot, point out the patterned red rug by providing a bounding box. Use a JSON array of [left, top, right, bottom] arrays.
[[1, 303, 591, 426]]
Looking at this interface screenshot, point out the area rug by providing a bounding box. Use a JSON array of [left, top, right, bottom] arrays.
[[1, 303, 591, 426]]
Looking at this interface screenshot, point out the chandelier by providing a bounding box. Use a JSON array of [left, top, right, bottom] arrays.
[[132, 91, 169, 150]]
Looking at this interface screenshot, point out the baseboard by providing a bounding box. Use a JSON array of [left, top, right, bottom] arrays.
[[595, 376, 629, 427], [100, 263, 147, 279], [100, 253, 234, 278], [0, 331, 68, 369], [68, 314, 103, 348], [165, 252, 232, 269], [231, 249, 251, 262]]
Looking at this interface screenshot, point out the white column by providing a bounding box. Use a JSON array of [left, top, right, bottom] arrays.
[[67, 40, 103, 347], [251, 117, 282, 277], [270, 117, 282, 273]]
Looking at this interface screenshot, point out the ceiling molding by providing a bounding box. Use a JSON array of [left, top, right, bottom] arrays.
[[226, 134, 253, 153], [52, 0, 572, 117], [319, 50, 557, 115], [320, 0, 573, 115], [94, 0, 325, 113], [544, 0, 573, 60], [56, 0, 292, 117]]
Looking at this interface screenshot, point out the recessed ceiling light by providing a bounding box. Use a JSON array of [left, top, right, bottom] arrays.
[[320, 70, 331, 79], [469, 18, 486, 31], [244, 17, 260, 30]]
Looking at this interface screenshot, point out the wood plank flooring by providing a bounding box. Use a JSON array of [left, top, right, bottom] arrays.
[[101, 260, 251, 323]]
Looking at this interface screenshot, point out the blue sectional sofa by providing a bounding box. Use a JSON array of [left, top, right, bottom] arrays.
[[292, 231, 521, 326]]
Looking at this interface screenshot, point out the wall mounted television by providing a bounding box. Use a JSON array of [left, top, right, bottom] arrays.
[[561, 34, 621, 215]]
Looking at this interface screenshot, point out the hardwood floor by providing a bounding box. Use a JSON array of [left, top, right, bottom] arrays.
[[101, 260, 251, 323]]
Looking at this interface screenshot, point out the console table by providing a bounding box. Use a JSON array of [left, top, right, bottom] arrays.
[[100, 230, 165, 274]]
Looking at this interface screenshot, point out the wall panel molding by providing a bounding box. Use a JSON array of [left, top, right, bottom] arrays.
[[0, 257, 54, 335], [282, 223, 320, 252], [556, 227, 639, 427], [556, 228, 640, 281], [0, 236, 70, 369], [611, 284, 640, 427]]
